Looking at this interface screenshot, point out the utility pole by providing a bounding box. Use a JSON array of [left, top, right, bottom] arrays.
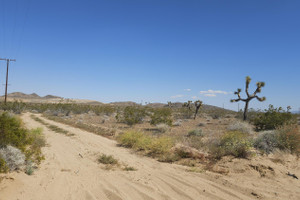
[[0, 58, 16, 104]]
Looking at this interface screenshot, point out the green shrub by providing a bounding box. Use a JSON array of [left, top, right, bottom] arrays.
[[0, 112, 30, 151], [147, 137, 174, 156], [150, 108, 172, 126], [210, 131, 252, 159], [253, 105, 295, 131], [98, 154, 118, 165], [117, 131, 145, 148], [0, 156, 8, 173], [117, 106, 147, 126], [0, 113, 46, 170]]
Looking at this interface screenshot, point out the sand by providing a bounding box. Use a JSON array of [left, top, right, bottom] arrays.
[[0, 113, 299, 200]]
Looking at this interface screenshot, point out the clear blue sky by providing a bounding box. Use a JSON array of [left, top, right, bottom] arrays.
[[0, 0, 299, 111]]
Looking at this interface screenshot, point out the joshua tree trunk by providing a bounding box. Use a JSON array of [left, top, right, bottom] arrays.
[[243, 100, 249, 121], [194, 100, 203, 120]]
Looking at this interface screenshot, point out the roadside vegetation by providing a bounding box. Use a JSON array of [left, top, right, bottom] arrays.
[[0, 112, 46, 175], [0, 90, 299, 172]]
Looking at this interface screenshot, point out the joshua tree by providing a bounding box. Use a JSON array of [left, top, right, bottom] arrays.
[[183, 101, 192, 110], [194, 100, 203, 119], [167, 101, 172, 108], [231, 76, 266, 121]]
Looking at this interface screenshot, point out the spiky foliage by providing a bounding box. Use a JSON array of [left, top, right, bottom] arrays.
[[183, 101, 192, 110], [194, 100, 203, 119], [231, 76, 266, 121]]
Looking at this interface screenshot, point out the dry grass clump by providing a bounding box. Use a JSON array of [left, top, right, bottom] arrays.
[[156, 123, 170, 133], [31, 115, 74, 136], [44, 115, 115, 137], [31, 115, 49, 126], [98, 154, 118, 165], [98, 154, 120, 170], [187, 129, 204, 137], [48, 125, 69, 135], [123, 165, 137, 171]]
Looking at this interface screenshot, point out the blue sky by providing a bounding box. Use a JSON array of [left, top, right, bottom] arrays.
[[0, 0, 299, 111]]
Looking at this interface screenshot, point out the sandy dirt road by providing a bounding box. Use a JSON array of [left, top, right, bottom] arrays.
[[0, 113, 299, 200]]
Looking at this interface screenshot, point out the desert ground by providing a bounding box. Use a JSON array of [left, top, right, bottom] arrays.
[[0, 112, 300, 200]]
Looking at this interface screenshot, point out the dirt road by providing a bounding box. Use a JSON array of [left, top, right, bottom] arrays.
[[0, 113, 299, 200]]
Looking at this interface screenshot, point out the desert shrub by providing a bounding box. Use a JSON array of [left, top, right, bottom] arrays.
[[254, 131, 278, 154], [276, 124, 300, 154], [0, 101, 27, 114], [210, 131, 252, 159], [150, 108, 172, 126], [227, 121, 253, 135], [156, 123, 170, 133], [117, 131, 174, 157], [117, 131, 145, 148], [94, 105, 116, 116], [117, 106, 147, 126], [0, 113, 45, 171], [98, 154, 118, 165], [0, 145, 25, 171], [187, 129, 204, 137], [26, 128, 46, 164], [0, 156, 8, 173], [0, 112, 30, 151], [253, 105, 295, 131], [147, 137, 174, 156]]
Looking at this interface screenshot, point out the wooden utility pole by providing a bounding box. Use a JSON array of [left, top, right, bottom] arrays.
[[0, 58, 16, 104]]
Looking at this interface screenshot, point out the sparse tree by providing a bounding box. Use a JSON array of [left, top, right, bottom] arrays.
[[231, 76, 266, 121], [194, 100, 203, 119]]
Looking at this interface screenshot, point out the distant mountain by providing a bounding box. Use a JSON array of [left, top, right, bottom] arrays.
[[5, 92, 62, 99], [43, 95, 62, 99], [109, 101, 139, 107]]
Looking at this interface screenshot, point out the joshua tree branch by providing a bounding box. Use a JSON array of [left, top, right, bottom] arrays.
[[231, 76, 266, 120]]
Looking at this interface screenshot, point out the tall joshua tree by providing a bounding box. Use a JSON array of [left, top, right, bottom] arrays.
[[231, 76, 266, 121]]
